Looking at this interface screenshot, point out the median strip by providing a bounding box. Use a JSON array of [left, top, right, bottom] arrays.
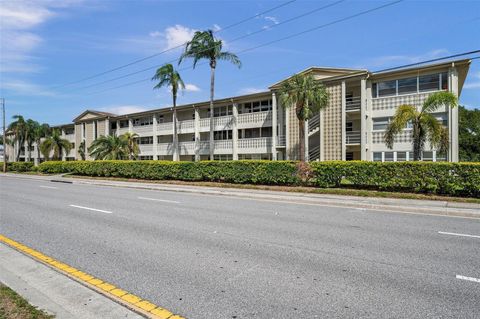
[[0, 234, 185, 319], [438, 231, 480, 239], [69, 204, 113, 214], [138, 197, 180, 204]]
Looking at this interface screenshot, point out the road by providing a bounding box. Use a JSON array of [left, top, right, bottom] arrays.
[[1, 175, 479, 318]]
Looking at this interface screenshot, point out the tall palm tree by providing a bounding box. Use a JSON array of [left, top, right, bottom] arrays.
[[34, 123, 50, 164], [88, 135, 128, 160], [25, 119, 40, 162], [78, 140, 86, 160], [121, 132, 139, 160], [179, 30, 241, 160], [8, 115, 27, 161], [152, 63, 185, 161], [384, 91, 457, 161], [278, 73, 329, 162], [40, 129, 72, 161]]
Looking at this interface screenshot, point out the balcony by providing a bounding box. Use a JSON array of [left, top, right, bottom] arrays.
[[346, 96, 361, 111], [199, 115, 234, 132], [157, 122, 173, 134], [276, 135, 286, 147], [117, 127, 129, 135], [139, 144, 153, 155], [177, 119, 195, 133], [346, 131, 361, 145], [133, 125, 153, 135], [238, 137, 272, 154], [238, 111, 272, 129]]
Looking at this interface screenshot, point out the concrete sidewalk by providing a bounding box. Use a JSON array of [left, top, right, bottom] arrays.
[[3, 173, 479, 218], [0, 243, 145, 319]]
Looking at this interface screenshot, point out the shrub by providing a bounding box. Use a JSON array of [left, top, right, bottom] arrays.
[[0, 161, 35, 172]]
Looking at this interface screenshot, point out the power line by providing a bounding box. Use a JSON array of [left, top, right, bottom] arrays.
[[88, 0, 404, 95], [74, 0, 346, 91], [52, 0, 297, 89]]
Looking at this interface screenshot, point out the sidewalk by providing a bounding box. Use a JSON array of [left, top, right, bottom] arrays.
[[3, 173, 479, 218], [0, 243, 144, 319]]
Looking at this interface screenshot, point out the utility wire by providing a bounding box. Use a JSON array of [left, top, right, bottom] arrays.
[[75, 0, 346, 91], [53, 0, 297, 89], [88, 0, 404, 95]]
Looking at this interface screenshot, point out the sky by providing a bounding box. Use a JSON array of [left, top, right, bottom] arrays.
[[1, 0, 479, 126]]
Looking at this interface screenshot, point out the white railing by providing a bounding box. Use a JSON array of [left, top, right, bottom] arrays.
[[177, 119, 195, 133], [346, 96, 361, 111], [157, 143, 173, 155], [139, 144, 153, 154], [308, 113, 320, 133], [346, 131, 361, 144], [133, 125, 153, 135], [157, 122, 173, 134], [238, 111, 272, 128], [117, 127, 129, 135], [238, 137, 272, 152], [199, 115, 234, 131], [214, 139, 233, 149]]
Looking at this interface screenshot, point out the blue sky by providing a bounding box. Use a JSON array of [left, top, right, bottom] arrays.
[[1, 0, 479, 126]]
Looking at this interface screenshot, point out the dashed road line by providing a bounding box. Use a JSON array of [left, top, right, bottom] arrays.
[[0, 234, 185, 319], [138, 197, 180, 204], [456, 275, 480, 283], [438, 231, 480, 239], [39, 185, 58, 189], [69, 205, 113, 214]]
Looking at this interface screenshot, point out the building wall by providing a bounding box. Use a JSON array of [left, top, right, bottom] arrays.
[[323, 83, 342, 160]]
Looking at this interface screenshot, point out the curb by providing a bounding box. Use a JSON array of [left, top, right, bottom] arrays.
[[0, 234, 185, 319]]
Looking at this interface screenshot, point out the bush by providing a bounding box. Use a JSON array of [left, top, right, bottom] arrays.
[[37, 160, 480, 197], [0, 161, 35, 172]]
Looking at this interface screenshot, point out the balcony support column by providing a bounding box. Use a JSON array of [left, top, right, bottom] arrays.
[[365, 80, 373, 161], [105, 118, 109, 136], [304, 119, 309, 161], [61, 129, 66, 161], [341, 81, 346, 161], [232, 102, 238, 160], [449, 66, 459, 162], [360, 78, 367, 160], [271, 93, 277, 160], [116, 120, 120, 136], [128, 118, 133, 133], [152, 114, 158, 160], [319, 110, 324, 161], [194, 106, 200, 161], [285, 106, 290, 160]]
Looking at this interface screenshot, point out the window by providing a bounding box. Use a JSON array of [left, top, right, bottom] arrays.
[[214, 130, 232, 140], [373, 152, 382, 162], [440, 72, 448, 90], [138, 136, 153, 144], [433, 113, 448, 126], [133, 117, 153, 126], [213, 105, 232, 117], [82, 123, 86, 139], [110, 122, 117, 130], [346, 152, 354, 161], [373, 117, 390, 130], [384, 152, 394, 162], [261, 100, 271, 111], [158, 115, 164, 124], [139, 155, 153, 160], [396, 152, 407, 161], [422, 151, 433, 161], [378, 80, 396, 97], [94, 121, 97, 139], [372, 83, 378, 98], [436, 152, 447, 162], [261, 127, 272, 137], [346, 122, 353, 132], [398, 77, 417, 94], [65, 127, 75, 135], [213, 154, 233, 161], [419, 74, 440, 92], [119, 120, 129, 128]]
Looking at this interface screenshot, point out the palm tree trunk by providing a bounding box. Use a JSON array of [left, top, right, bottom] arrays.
[[16, 138, 23, 162], [209, 65, 215, 160], [413, 122, 421, 161], [173, 93, 179, 161], [36, 142, 41, 164], [298, 119, 305, 162]]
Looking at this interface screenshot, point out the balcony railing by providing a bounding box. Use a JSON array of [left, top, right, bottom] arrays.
[[133, 125, 153, 135], [238, 111, 272, 128], [346, 131, 361, 145], [238, 137, 272, 152], [117, 127, 129, 135], [157, 122, 173, 134], [276, 135, 286, 146], [346, 96, 361, 111]]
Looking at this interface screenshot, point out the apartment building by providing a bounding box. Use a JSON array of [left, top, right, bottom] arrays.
[[6, 59, 470, 164]]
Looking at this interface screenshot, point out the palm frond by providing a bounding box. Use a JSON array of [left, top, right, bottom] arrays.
[[384, 104, 417, 149], [422, 91, 457, 114]]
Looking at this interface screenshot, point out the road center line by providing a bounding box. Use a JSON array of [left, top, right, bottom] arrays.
[[456, 275, 480, 283], [69, 204, 112, 214], [438, 231, 480, 239], [39, 185, 58, 189], [138, 196, 180, 204]]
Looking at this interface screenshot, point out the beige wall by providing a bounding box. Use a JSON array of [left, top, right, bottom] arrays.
[[323, 84, 342, 160], [97, 120, 106, 137], [287, 106, 300, 160]]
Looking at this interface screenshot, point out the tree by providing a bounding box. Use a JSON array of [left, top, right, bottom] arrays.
[[40, 129, 72, 161], [152, 63, 185, 161], [459, 105, 480, 162], [88, 135, 128, 160], [278, 73, 329, 162], [34, 123, 51, 164], [121, 132, 139, 160], [78, 140, 86, 160], [384, 91, 457, 161], [179, 30, 241, 160], [25, 119, 40, 162], [8, 115, 27, 161]]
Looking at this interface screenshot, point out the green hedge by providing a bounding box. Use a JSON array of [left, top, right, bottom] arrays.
[[0, 161, 35, 172], [36, 160, 480, 197]]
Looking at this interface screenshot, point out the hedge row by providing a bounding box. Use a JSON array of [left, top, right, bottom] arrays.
[[0, 162, 35, 172], [35, 160, 480, 197]]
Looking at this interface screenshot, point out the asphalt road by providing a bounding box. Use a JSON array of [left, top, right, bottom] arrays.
[[1, 175, 479, 318]]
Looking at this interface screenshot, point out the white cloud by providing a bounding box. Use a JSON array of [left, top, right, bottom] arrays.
[[365, 49, 450, 69], [238, 87, 266, 95], [463, 82, 480, 89], [99, 105, 149, 115], [212, 24, 221, 32], [264, 16, 279, 25], [2, 80, 57, 96], [149, 24, 196, 51], [184, 84, 200, 92]]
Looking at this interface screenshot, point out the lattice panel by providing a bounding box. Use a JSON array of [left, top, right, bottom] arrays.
[[323, 84, 342, 160], [372, 131, 412, 144], [372, 92, 431, 111], [287, 106, 299, 159]]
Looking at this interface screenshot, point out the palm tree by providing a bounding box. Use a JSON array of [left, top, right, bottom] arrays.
[[384, 91, 457, 161], [121, 132, 139, 160], [88, 135, 128, 160], [278, 73, 329, 162], [8, 115, 27, 161], [40, 129, 72, 161], [34, 123, 50, 164], [78, 140, 86, 160], [25, 119, 40, 162], [179, 30, 241, 160], [152, 63, 185, 161]]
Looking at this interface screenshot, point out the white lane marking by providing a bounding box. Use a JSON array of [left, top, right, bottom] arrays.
[[456, 275, 480, 283], [69, 205, 112, 214], [39, 185, 58, 189], [138, 196, 180, 204], [438, 231, 480, 239]]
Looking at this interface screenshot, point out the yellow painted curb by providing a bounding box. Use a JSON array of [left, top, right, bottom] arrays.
[[0, 234, 185, 319]]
